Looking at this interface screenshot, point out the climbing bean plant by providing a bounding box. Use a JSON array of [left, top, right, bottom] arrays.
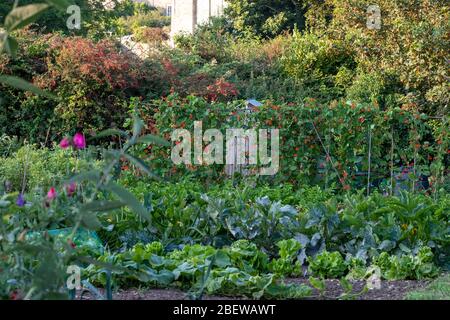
[[145, 94, 448, 194]]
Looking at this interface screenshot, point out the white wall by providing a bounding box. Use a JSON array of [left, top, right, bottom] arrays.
[[197, 0, 211, 26], [210, 0, 225, 16], [171, 0, 196, 35], [171, 0, 226, 38]]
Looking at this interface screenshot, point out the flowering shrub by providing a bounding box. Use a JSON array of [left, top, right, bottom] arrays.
[[39, 37, 142, 90], [205, 78, 239, 102]]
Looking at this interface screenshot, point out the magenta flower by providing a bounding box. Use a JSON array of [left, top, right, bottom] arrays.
[[66, 182, 77, 197], [59, 137, 71, 149], [47, 187, 57, 201], [73, 133, 86, 150]]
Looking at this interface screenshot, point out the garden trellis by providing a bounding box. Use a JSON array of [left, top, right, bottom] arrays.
[[310, 110, 448, 196], [225, 99, 263, 176]]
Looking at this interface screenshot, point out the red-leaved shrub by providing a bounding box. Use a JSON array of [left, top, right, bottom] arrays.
[[205, 78, 239, 102], [36, 37, 142, 90]]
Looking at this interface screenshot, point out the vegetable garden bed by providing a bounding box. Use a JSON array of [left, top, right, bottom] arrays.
[[76, 278, 433, 300]]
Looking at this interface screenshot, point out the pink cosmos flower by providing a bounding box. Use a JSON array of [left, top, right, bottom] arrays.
[[73, 133, 86, 150], [59, 137, 71, 149], [47, 187, 57, 201]]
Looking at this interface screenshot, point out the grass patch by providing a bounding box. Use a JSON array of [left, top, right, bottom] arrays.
[[406, 274, 450, 300]]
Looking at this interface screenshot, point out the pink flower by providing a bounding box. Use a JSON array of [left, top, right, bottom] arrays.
[[59, 137, 71, 149], [73, 133, 86, 150], [47, 187, 57, 201], [66, 182, 77, 197]]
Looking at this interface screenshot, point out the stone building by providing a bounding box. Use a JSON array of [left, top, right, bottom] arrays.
[[171, 0, 226, 36]]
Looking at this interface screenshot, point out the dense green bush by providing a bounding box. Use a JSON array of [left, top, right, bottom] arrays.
[[120, 8, 171, 32], [225, 0, 308, 38], [372, 247, 440, 280], [173, 23, 303, 102], [99, 173, 449, 269], [0, 145, 101, 191], [269, 239, 302, 276]]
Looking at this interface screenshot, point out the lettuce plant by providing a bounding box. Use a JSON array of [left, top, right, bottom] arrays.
[[269, 239, 302, 276], [308, 251, 348, 278]]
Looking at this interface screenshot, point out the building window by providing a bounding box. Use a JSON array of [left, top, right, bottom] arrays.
[[167, 5, 172, 16]]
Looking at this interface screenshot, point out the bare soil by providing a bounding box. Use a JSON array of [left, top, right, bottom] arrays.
[[77, 279, 430, 300], [286, 278, 430, 300]]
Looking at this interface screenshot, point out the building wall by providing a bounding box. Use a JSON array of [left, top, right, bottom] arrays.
[[171, 0, 226, 37], [210, 0, 225, 16], [171, 0, 196, 35], [196, 0, 211, 26]]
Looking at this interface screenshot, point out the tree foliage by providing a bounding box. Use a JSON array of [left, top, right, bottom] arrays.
[[225, 0, 309, 38], [0, 0, 140, 38], [283, 0, 449, 115]]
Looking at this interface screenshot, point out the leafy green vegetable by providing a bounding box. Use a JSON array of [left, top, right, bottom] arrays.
[[308, 251, 348, 278], [372, 247, 440, 280], [85, 241, 312, 299], [269, 239, 302, 276]]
